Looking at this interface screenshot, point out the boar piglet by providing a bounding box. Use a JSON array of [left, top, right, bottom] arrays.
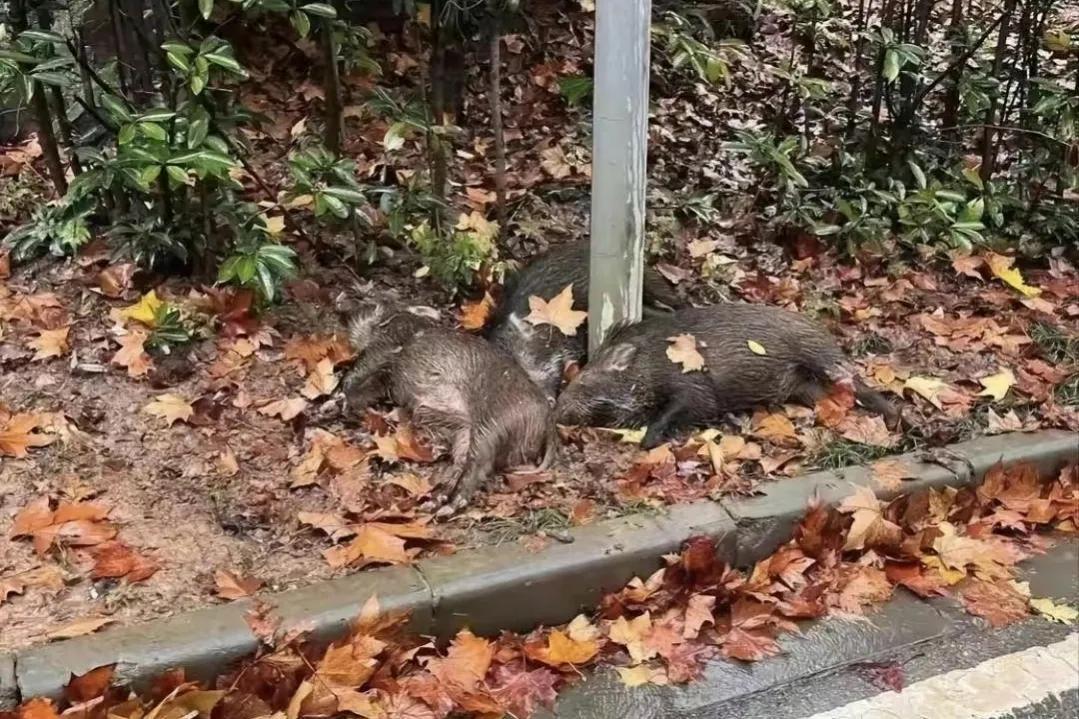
[[555, 304, 899, 449], [342, 305, 557, 515], [488, 240, 683, 399]]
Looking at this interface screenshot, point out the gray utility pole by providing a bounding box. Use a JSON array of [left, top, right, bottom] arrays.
[[588, 0, 652, 357]]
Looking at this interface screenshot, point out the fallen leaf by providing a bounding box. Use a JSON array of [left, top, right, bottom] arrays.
[[302, 358, 339, 399], [324, 525, 411, 567], [525, 629, 600, 667], [746, 340, 767, 356], [986, 253, 1041, 297], [1029, 597, 1077, 624], [17, 698, 59, 719], [259, 397, 308, 421], [615, 665, 668, 687], [89, 541, 159, 582], [0, 414, 56, 458], [111, 330, 153, 378], [11, 496, 54, 537], [143, 394, 194, 426], [870, 459, 917, 492], [214, 569, 263, 600], [430, 629, 494, 691], [608, 612, 656, 664], [904, 376, 949, 409], [683, 594, 717, 639], [978, 368, 1015, 401], [47, 616, 114, 640], [29, 326, 70, 361], [839, 415, 897, 447], [752, 411, 799, 446], [837, 485, 901, 551], [526, 284, 587, 336], [666, 334, 706, 373], [951, 253, 985, 279], [98, 264, 136, 298], [490, 665, 559, 718], [64, 665, 117, 702], [960, 579, 1029, 628], [721, 627, 781, 662], [120, 291, 164, 327], [216, 449, 240, 477]]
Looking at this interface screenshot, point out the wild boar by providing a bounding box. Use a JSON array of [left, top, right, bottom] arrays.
[[342, 305, 557, 514], [488, 240, 683, 398], [555, 303, 899, 448]]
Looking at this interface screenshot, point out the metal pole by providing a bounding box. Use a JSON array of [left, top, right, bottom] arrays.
[[588, 0, 651, 356]]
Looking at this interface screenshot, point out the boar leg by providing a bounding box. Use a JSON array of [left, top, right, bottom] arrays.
[[437, 439, 499, 517], [791, 378, 827, 406], [422, 426, 473, 514], [641, 395, 695, 449], [854, 380, 903, 429]]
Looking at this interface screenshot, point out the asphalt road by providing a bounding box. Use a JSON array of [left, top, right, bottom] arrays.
[[540, 540, 1079, 719]]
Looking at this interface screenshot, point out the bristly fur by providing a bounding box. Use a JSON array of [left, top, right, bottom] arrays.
[[347, 304, 386, 351]]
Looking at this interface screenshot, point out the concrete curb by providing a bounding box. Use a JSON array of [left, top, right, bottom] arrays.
[[1, 429, 1074, 705]]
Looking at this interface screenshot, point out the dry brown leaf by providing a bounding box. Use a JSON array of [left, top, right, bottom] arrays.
[[324, 525, 411, 568], [98, 264, 136, 298], [0, 413, 57, 458], [214, 569, 263, 600], [870, 459, 917, 492], [526, 284, 587, 336], [302, 358, 339, 400], [259, 397, 309, 421], [666, 334, 706, 373], [837, 485, 901, 551], [143, 394, 194, 426], [111, 330, 153, 378], [752, 411, 799, 446], [29, 326, 70, 361], [47, 616, 114, 640]]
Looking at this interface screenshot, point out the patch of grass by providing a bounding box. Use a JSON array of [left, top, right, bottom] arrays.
[[1030, 322, 1079, 365], [1056, 373, 1079, 406], [848, 333, 893, 357], [478, 508, 571, 546], [810, 439, 892, 470]]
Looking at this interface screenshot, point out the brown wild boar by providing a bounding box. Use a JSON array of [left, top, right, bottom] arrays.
[[488, 241, 683, 399], [555, 303, 899, 448], [342, 305, 557, 515]]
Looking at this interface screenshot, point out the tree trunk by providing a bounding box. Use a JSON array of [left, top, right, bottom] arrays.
[[488, 19, 507, 233], [941, 0, 966, 129], [322, 19, 343, 155], [980, 0, 1017, 181], [10, 0, 67, 194], [844, 0, 871, 138], [429, 0, 448, 202]]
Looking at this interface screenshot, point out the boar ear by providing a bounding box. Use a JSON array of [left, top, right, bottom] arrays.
[[599, 343, 637, 372], [509, 312, 535, 337]]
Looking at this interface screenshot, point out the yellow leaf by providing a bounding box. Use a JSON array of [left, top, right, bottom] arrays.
[[986, 253, 1041, 297], [920, 555, 967, 585], [286, 194, 315, 209], [264, 215, 286, 235], [608, 427, 647, 444], [455, 211, 498, 245], [977, 368, 1015, 401], [143, 394, 194, 426], [904, 375, 948, 410], [666, 333, 706, 373], [615, 665, 668, 688], [1029, 597, 1077, 624], [120, 291, 164, 328], [526, 284, 587, 336], [747, 340, 767, 356]]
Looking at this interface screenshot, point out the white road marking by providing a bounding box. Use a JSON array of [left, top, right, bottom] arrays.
[[805, 633, 1079, 719]]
